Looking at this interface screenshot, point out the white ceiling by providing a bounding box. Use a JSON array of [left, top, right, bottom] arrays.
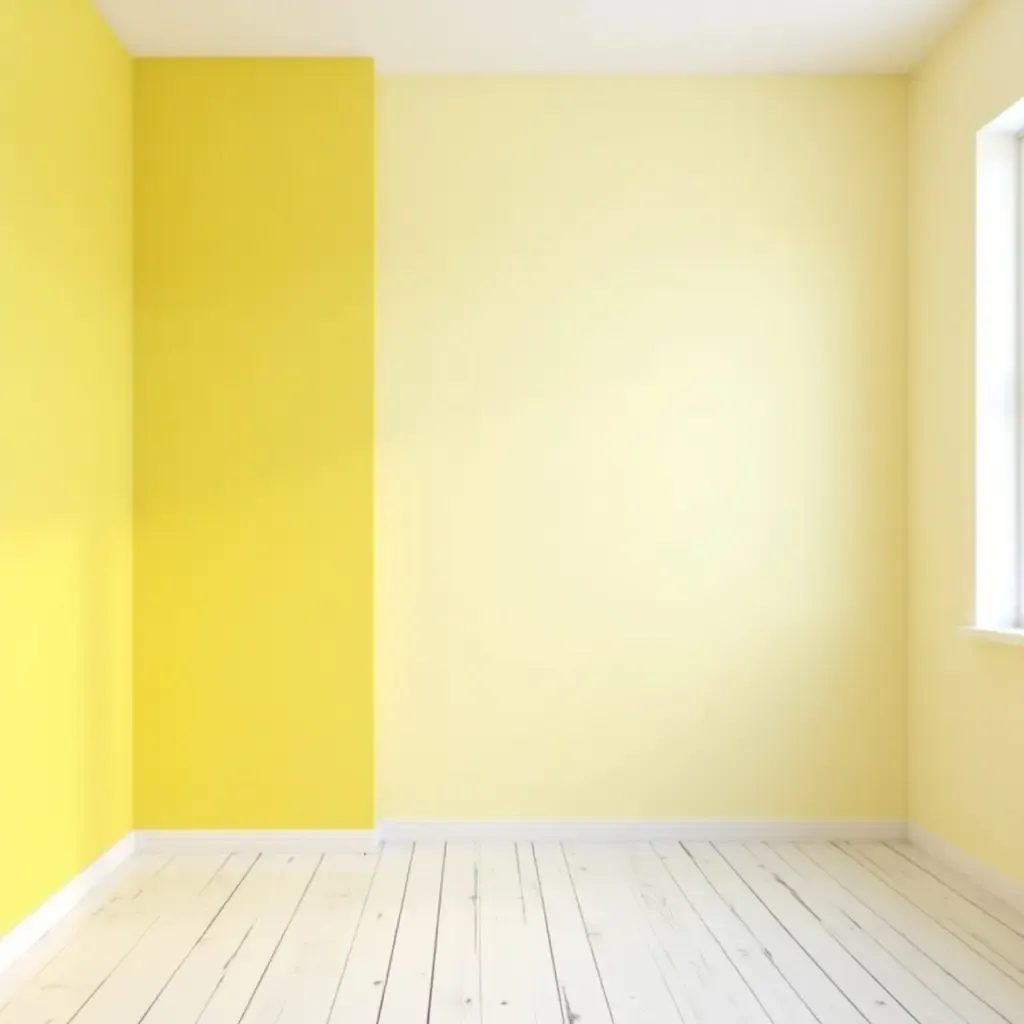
[[95, 0, 973, 74]]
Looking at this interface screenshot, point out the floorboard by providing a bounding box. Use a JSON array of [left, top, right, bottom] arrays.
[[479, 842, 562, 1022], [0, 841, 1021, 1024], [144, 853, 320, 1024], [0, 854, 170, 1014], [887, 842, 1024, 938], [621, 843, 771, 1023], [845, 842, 1024, 980], [745, 842, 967, 1024], [772, 843, 1006, 1024], [534, 842, 613, 1024], [565, 842, 686, 1022], [429, 843, 482, 1024], [328, 843, 414, 1023], [71, 854, 257, 1024], [377, 843, 445, 1024], [0, 855, 226, 1024], [654, 842, 820, 1024], [235, 851, 378, 1023], [802, 842, 1024, 1024]]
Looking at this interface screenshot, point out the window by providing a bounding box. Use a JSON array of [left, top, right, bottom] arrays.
[[973, 104, 1024, 637], [1018, 131, 1024, 627]]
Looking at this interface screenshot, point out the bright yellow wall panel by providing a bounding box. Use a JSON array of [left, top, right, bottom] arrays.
[[377, 77, 909, 821], [909, 0, 1024, 882], [0, 0, 133, 934], [133, 59, 375, 829]]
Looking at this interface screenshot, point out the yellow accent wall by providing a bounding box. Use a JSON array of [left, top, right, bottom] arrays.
[[377, 77, 909, 821], [909, 0, 1024, 883], [133, 60, 375, 829], [0, 0, 133, 934]]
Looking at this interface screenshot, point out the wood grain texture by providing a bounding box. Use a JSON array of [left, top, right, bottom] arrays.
[[2, 842, 1022, 1024], [378, 843, 446, 1024]]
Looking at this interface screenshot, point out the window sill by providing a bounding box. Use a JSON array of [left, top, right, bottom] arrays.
[[963, 625, 1024, 647]]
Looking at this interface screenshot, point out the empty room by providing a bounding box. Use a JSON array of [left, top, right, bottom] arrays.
[[1, 0, 1023, 1020]]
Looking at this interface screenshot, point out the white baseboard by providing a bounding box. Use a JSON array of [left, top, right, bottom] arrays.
[[134, 830, 380, 854], [377, 819, 907, 843], [0, 833, 136, 978], [908, 823, 1024, 914]]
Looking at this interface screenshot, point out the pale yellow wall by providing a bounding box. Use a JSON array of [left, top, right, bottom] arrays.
[[377, 77, 909, 821], [0, 0, 133, 933], [133, 60, 376, 829], [909, 0, 1024, 881]]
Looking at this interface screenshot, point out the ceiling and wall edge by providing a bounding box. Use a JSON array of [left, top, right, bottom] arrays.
[[94, 0, 975, 75]]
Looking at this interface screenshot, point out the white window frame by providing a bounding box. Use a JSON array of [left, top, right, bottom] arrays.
[[971, 102, 1024, 643], [1018, 131, 1024, 626]]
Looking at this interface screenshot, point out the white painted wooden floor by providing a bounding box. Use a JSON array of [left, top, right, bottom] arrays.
[[1, 841, 1023, 1023]]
